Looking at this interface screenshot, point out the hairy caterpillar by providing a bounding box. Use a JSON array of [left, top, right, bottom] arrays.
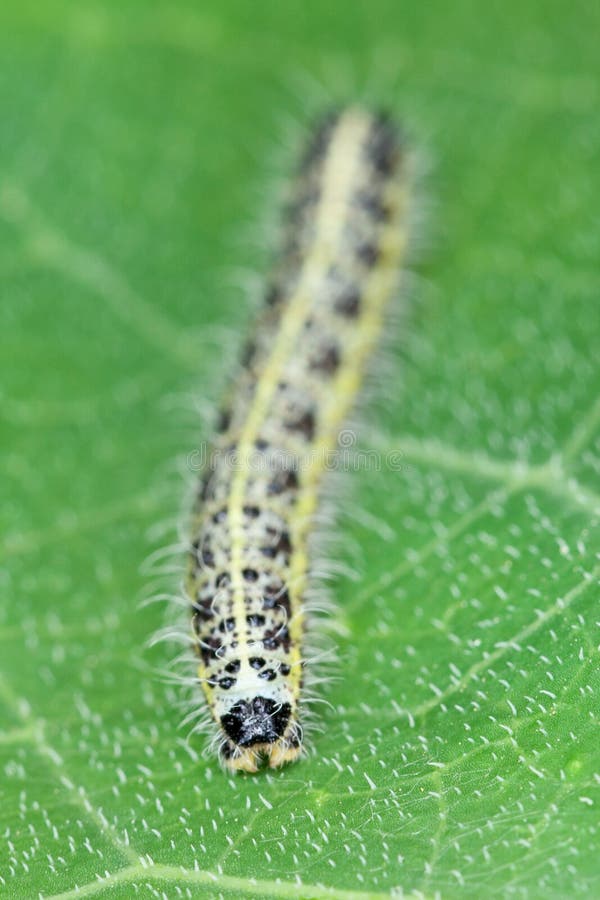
[[186, 107, 410, 772]]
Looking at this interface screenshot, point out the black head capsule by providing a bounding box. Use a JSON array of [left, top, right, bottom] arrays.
[[220, 697, 291, 748]]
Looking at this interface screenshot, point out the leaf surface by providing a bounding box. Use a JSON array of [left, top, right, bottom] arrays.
[[1, 2, 599, 897]]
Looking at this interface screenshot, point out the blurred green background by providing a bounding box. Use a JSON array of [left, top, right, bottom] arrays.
[[1, 1, 599, 897]]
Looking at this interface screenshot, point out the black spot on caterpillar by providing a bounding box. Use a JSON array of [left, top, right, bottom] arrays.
[[185, 107, 411, 773]]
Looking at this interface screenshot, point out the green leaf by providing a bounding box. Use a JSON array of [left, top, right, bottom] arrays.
[[1, 2, 599, 897]]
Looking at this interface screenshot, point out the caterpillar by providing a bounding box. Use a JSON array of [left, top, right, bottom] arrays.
[[185, 107, 410, 773]]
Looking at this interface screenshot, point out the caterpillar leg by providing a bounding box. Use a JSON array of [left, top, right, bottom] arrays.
[[267, 738, 303, 769], [222, 745, 260, 774], [221, 738, 303, 773]]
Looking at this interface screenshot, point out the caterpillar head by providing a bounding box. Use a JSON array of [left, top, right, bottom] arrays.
[[217, 691, 302, 772]]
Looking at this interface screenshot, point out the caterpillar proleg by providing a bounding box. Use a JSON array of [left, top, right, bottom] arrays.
[[186, 107, 410, 772]]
